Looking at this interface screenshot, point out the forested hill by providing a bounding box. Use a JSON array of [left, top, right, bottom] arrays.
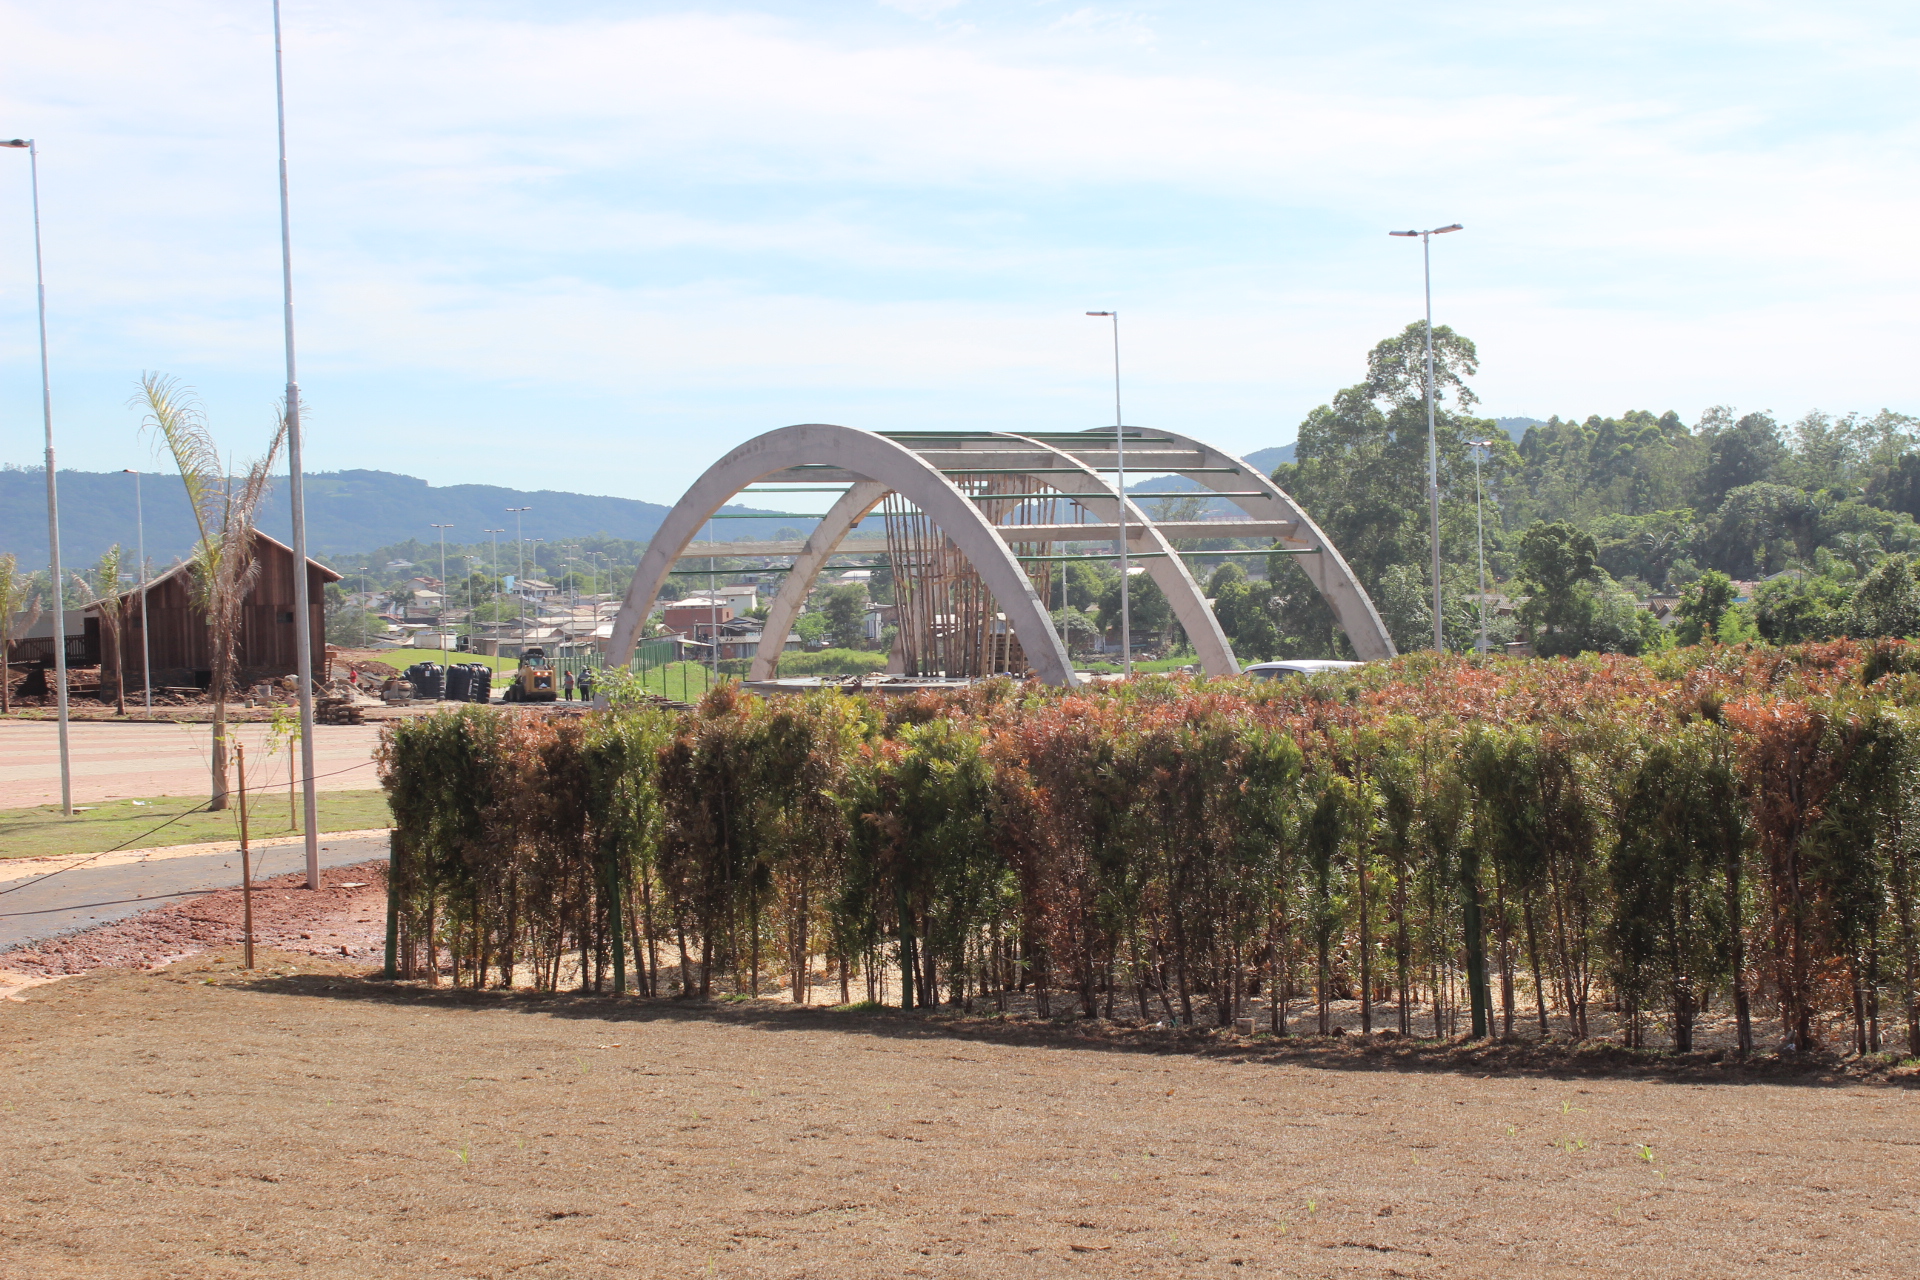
[[0, 468, 818, 567]]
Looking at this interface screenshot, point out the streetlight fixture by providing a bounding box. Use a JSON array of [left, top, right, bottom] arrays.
[[1469, 440, 1495, 659], [1389, 222, 1463, 651], [122, 470, 152, 716], [1085, 310, 1131, 677], [3, 137, 72, 814], [430, 524, 453, 637]]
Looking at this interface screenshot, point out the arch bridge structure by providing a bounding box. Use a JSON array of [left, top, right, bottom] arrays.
[[606, 424, 1394, 688]]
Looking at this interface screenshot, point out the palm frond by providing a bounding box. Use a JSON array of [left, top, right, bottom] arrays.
[[134, 373, 221, 554]]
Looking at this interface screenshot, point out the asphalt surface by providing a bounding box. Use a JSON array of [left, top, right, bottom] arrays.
[[0, 834, 390, 952]]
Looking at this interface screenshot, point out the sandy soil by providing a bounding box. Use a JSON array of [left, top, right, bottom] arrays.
[[2, 923, 1918, 1277]]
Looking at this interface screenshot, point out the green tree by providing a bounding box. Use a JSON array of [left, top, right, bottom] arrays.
[[1698, 410, 1786, 508], [1676, 570, 1737, 645], [1097, 571, 1172, 649], [0, 553, 42, 714], [1205, 563, 1278, 661], [1269, 324, 1504, 657], [819, 584, 869, 650], [1753, 574, 1851, 644], [1848, 556, 1920, 639]]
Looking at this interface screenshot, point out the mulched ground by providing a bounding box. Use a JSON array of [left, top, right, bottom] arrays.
[[4, 902, 1920, 1277]]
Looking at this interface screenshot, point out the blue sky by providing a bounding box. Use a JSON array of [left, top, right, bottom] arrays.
[[1, 1, 1916, 505]]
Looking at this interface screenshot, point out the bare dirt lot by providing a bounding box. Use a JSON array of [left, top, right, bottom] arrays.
[[4, 940, 1918, 1278]]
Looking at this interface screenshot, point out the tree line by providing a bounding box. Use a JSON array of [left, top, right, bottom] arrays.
[[379, 642, 1920, 1059], [1241, 323, 1920, 661]]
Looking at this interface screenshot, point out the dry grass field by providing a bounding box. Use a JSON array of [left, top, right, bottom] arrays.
[[3, 950, 1917, 1279]]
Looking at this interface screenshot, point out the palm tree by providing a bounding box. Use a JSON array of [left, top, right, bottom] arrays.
[[138, 374, 287, 811], [0, 553, 41, 715]]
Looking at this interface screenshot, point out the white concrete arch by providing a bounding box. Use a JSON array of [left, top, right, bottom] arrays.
[[606, 424, 1079, 686], [1125, 429, 1397, 662], [748, 480, 888, 681], [968, 434, 1239, 677], [742, 433, 1241, 681]]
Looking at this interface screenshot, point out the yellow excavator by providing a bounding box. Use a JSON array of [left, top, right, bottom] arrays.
[[501, 646, 559, 703]]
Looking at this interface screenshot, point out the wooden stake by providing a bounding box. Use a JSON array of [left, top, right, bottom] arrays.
[[237, 743, 254, 969]]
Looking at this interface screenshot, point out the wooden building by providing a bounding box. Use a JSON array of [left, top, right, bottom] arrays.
[[94, 531, 340, 688]]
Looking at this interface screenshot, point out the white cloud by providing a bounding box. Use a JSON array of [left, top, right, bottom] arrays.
[[0, 0, 1915, 493]]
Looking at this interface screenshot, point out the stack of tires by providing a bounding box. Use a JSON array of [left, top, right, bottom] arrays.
[[459, 663, 493, 703], [404, 662, 444, 700]]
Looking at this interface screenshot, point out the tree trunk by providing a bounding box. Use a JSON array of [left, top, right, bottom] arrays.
[[209, 705, 231, 812], [1523, 898, 1550, 1037], [1358, 854, 1372, 1036]]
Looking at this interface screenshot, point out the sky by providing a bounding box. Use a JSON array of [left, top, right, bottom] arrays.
[[1, 0, 1916, 506]]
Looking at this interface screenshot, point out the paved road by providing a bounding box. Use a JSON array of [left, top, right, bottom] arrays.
[[0, 833, 390, 952], [0, 720, 383, 808]]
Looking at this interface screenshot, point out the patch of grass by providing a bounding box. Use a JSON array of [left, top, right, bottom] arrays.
[[773, 649, 890, 677], [632, 661, 718, 701], [344, 648, 517, 672], [0, 790, 392, 860], [831, 1000, 885, 1013]]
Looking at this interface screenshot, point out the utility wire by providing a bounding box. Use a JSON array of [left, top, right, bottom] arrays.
[[0, 757, 384, 899]]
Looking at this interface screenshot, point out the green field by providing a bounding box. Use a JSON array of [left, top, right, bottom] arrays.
[[373, 648, 517, 672], [631, 661, 716, 702], [0, 791, 392, 861]]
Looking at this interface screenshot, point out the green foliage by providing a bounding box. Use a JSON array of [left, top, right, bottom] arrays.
[[1676, 571, 1737, 645], [818, 584, 871, 650], [1096, 569, 1173, 645], [776, 648, 890, 676], [376, 641, 1920, 1058], [1849, 556, 1920, 640]]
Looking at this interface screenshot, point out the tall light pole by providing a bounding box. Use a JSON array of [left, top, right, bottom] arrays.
[[122, 470, 151, 716], [1389, 222, 1463, 651], [267, 1, 322, 887], [507, 507, 530, 651], [1085, 310, 1130, 677], [1470, 440, 1494, 659], [430, 524, 453, 635], [3, 138, 72, 815], [485, 529, 504, 630], [528, 538, 545, 650]]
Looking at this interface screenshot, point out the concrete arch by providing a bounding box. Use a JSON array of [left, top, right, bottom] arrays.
[[748, 480, 888, 681], [606, 424, 1078, 686], [974, 434, 1239, 676], [743, 434, 1240, 681], [1128, 429, 1397, 662]]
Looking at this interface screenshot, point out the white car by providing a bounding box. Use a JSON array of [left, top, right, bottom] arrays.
[[1239, 659, 1364, 680]]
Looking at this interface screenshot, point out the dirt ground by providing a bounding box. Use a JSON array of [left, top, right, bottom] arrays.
[[4, 911, 1919, 1278]]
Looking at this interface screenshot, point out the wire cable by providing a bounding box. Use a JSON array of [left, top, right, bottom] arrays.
[[0, 756, 385, 899]]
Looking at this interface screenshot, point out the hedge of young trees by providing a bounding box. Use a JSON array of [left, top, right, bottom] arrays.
[[377, 640, 1920, 1057]]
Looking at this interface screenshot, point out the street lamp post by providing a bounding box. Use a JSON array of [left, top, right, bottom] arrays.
[[507, 507, 530, 652], [1389, 222, 1463, 651], [3, 137, 72, 814], [266, 1, 323, 886], [528, 538, 545, 651], [484, 530, 504, 646], [122, 470, 152, 715], [430, 524, 453, 635], [1470, 440, 1494, 659], [1085, 310, 1130, 677]]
